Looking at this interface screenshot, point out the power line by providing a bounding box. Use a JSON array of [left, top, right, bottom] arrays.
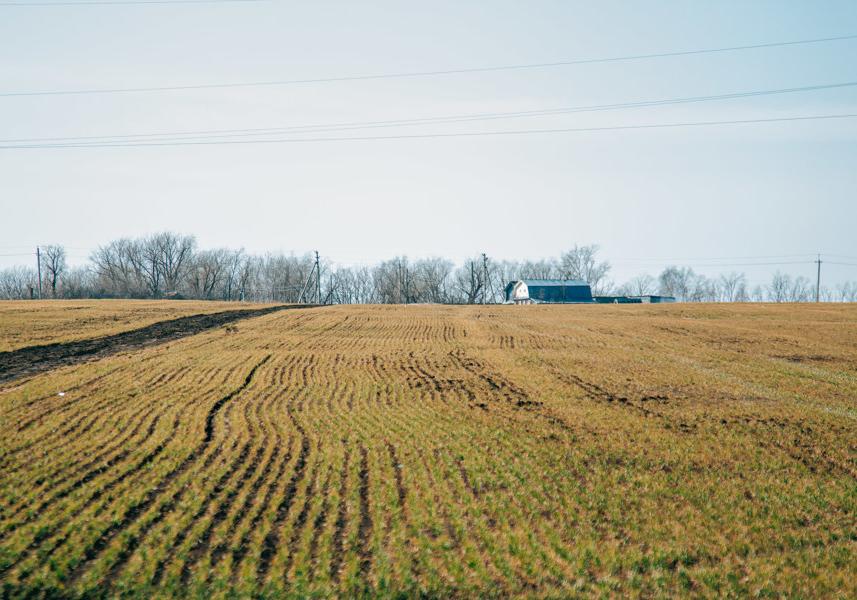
[[0, 244, 94, 250], [2, 34, 855, 97], [609, 253, 817, 263], [0, 0, 271, 5], [613, 260, 814, 268], [5, 80, 856, 146], [824, 254, 857, 261], [3, 112, 855, 150], [611, 253, 857, 269]]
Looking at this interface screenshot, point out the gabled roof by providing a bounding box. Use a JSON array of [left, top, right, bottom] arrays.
[[514, 279, 590, 287], [504, 279, 594, 303]]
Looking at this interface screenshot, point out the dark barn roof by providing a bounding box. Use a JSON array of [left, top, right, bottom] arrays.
[[505, 279, 593, 303]]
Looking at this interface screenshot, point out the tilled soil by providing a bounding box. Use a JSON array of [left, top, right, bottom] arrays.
[[0, 304, 307, 384], [1, 303, 855, 598]]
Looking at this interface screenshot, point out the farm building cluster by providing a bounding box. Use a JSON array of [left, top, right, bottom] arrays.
[[504, 279, 675, 305]]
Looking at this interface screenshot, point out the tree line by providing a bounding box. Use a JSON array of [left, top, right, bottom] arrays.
[[1, 232, 855, 303]]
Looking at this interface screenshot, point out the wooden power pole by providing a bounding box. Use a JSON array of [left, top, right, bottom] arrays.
[[482, 252, 494, 304], [36, 246, 42, 300], [315, 250, 321, 305], [815, 254, 822, 303]]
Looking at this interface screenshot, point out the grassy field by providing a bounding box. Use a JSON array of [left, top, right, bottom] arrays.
[[0, 302, 855, 598], [0, 300, 272, 352]]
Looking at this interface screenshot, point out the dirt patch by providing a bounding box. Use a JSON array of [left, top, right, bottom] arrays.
[[0, 305, 309, 384], [774, 354, 837, 364]]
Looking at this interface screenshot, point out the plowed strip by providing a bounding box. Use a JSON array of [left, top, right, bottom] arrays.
[[0, 306, 304, 384]]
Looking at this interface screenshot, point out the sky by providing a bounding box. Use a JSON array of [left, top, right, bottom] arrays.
[[1, 0, 856, 289]]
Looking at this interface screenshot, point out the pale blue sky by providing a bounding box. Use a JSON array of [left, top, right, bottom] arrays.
[[1, 0, 856, 288]]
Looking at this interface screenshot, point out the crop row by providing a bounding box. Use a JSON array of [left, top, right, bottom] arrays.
[[1, 304, 855, 597]]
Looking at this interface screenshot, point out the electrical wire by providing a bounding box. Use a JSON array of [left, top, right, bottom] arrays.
[[824, 254, 857, 261], [609, 253, 817, 263], [2, 34, 855, 97], [2, 112, 854, 149], [4, 80, 855, 145], [612, 260, 814, 268], [0, 0, 271, 5]]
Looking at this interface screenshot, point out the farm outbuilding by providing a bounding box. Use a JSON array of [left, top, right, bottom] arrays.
[[593, 296, 643, 304], [504, 280, 677, 305], [629, 295, 676, 303], [504, 279, 593, 304]]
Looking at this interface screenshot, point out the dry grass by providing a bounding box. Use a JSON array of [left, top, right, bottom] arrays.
[[0, 300, 274, 352], [0, 303, 855, 598]]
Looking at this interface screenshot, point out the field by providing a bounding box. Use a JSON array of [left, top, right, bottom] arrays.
[[0, 302, 855, 598], [0, 300, 273, 352]]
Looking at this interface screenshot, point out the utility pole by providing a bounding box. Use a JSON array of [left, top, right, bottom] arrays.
[[36, 246, 42, 300], [315, 250, 321, 305], [815, 254, 822, 303], [470, 261, 476, 304], [481, 253, 490, 304]]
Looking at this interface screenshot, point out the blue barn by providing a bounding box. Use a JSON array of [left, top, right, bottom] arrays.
[[504, 279, 594, 304]]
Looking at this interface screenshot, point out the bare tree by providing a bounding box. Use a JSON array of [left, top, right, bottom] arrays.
[[188, 249, 230, 299], [620, 273, 657, 296], [516, 259, 558, 280], [129, 238, 162, 297], [659, 266, 694, 301], [372, 257, 411, 304], [279, 253, 315, 302], [91, 238, 146, 297], [718, 272, 746, 302], [329, 266, 376, 304], [686, 274, 717, 302], [768, 272, 791, 302], [61, 266, 95, 299], [750, 285, 766, 303], [558, 245, 611, 294], [411, 257, 453, 303], [733, 280, 749, 302], [485, 259, 506, 303], [788, 276, 812, 302], [837, 281, 857, 302], [222, 249, 246, 300], [41, 245, 67, 298], [0, 266, 38, 299], [236, 255, 256, 301], [327, 267, 352, 304], [451, 258, 486, 304], [89, 232, 195, 298], [154, 232, 195, 293]]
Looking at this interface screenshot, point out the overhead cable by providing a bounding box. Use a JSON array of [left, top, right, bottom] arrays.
[[2, 34, 855, 97]]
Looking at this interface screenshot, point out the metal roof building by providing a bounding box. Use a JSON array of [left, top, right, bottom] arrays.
[[505, 279, 593, 304], [628, 295, 676, 303]]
